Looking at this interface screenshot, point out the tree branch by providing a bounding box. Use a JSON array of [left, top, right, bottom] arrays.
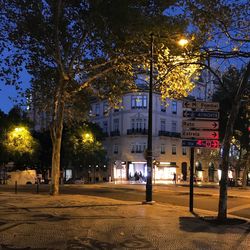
[[54, 0, 65, 76]]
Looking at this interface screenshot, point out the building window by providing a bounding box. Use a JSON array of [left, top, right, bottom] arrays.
[[161, 100, 166, 112], [131, 143, 146, 153], [131, 144, 135, 153], [95, 104, 100, 116], [113, 144, 118, 154], [171, 121, 177, 132], [160, 144, 165, 154], [182, 147, 187, 155], [197, 87, 202, 100], [131, 118, 146, 130], [160, 119, 166, 131], [103, 101, 109, 115], [172, 101, 177, 114], [172, 144, 177, 155], [131, 95, 147, 109], [113, 118, 119, 131], [103, 121, 108, 133]]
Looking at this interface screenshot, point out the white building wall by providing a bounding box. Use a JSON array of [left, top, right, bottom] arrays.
[[91, 91, 190, 182]]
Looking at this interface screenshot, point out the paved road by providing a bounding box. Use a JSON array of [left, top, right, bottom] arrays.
[[1, 183, 249, 219]]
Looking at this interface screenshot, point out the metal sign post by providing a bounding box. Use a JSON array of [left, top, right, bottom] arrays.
[[190, 146, 194, 212], [182, 99, 220, 213]]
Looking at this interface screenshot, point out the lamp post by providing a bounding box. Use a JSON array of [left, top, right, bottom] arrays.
[[145, 33, 154, 203], [145, 34, 189, 203]]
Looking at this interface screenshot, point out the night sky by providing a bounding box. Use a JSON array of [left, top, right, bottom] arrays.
[[0, 72, 30, 114]]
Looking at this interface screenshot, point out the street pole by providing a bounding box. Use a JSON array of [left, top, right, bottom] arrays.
[[145, 33, 154, 203], [189, 106, 196, 212], [189, 146, 194, 212]]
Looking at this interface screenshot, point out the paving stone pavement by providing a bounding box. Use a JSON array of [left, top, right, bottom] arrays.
[[0, 192, 249, 250]]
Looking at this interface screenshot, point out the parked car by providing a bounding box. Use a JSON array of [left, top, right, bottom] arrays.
[[65, 178, 85, 184]]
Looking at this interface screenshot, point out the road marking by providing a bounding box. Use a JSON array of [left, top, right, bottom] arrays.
[[227, 204, 250, 213]]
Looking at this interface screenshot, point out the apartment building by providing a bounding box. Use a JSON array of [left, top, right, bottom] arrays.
[[90, 91, 192, 182]]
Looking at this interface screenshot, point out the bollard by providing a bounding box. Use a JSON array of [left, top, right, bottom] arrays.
[[36, 181, 39, 194], [15, 181, 17, 194]]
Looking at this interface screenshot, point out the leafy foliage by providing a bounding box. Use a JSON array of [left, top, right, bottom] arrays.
[[0, 0, 204, 194], [61, 122, 107, 169], [0, 107, 39, 168]]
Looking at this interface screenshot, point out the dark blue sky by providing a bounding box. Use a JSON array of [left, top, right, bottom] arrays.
[[0, 72, 30, 114]]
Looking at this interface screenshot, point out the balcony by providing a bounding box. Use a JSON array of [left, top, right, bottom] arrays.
[[127, 128, 148, 135], [171, 132, 181, 138], [110, 130, 120, 136], [158, 131, 181, 138], [158, 130, 171, 136], [131, 150, 144, 153]]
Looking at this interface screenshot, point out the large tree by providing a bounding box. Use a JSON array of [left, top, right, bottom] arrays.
[[213, 67, 250, 183], [173, 0, 250, 221], [1, 0, 202, 195], [0, 107, 38, 169], [61, 122, 107, 176]]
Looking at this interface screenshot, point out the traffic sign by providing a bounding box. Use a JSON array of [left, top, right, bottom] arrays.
[[183, 110, 219, 120], [182, 120, 219, 130], [182, 140, 220, 148], [196, 140, 220, 148], [182, 130, 219, 139], [183, 101, 219, 110]]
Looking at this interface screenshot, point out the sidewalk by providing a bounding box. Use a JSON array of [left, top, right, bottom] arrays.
[[0, 191, 249, 250]]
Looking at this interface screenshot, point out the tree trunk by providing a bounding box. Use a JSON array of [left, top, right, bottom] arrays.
[[50, 132, 62, 195], [242, 153, 250, 188], [217, 62, 250, 221], [217, 105, 237, 221], [50, 80, 66, 195]]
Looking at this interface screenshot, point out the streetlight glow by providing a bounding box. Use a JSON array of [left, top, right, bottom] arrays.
[[178, 38, 189, 47], [82, 131, 94, 143]]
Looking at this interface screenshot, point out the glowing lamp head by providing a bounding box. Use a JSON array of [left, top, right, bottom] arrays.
[[178, 38, 189, 47], [82, 131, 94, 143]]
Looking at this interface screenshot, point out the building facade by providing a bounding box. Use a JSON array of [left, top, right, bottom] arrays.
[[90, 91, 192, 183]]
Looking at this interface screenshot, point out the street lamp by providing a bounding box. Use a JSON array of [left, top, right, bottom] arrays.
[[145, 34, 189, 203]]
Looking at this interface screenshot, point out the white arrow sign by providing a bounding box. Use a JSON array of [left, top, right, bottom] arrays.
[[182, 130, 219, 139], [183, 101, 219, 110], [182, 120, 219, 130]]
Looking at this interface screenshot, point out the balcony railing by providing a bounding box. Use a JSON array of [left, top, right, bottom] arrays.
[[127, 128, 148, 135], [131, 150, 144, 153], [158, 131, 181, 138], [110, 130, 120, 136]]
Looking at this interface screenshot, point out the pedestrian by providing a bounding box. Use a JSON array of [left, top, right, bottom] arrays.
[[173, 173, 176, 184]]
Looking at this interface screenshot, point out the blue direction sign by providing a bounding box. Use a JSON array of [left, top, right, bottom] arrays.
[[182, 140, 220, 148], [183, 110, 219, 120], [182, 140, 198, 147]]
